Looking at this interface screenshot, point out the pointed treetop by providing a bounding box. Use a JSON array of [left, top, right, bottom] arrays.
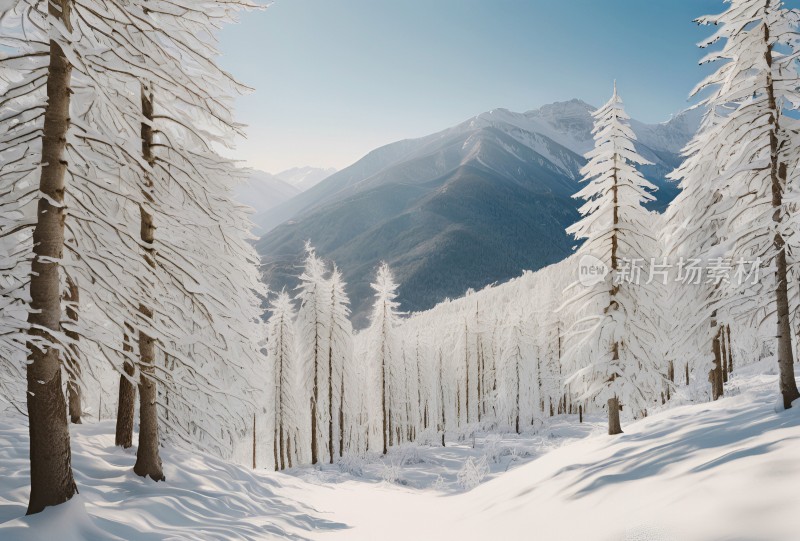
[[372, 262, 399, 301]]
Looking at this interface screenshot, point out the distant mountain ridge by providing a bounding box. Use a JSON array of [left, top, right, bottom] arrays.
[[234, 171, 300, 217], [275, 166, 338, 192], [234, 167, 337, 233], [256, 100, 701, 327]]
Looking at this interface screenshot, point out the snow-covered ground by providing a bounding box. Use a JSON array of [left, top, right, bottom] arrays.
[[1, 363, 798, 540]]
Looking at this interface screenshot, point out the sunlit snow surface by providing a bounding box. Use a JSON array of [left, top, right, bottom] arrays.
[[1, 362, 799, 540]]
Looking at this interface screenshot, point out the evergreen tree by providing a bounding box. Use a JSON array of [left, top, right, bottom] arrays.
[[296, 243, 331, 464], [366, 262, 402, 454], [674, 0, 800, 408], [563, 84, 664, 435]]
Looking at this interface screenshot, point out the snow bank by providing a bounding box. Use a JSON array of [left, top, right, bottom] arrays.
[[287, 366, 800, 541], [1, 366, 798, 540], [0, 420, 344, 540]]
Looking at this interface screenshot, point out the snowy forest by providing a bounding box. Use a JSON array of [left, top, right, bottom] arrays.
[[1, 0, 800, 540]]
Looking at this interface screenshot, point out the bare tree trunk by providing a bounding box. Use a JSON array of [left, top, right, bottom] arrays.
[[338, 370, 344, 459], [115, 328, 136, 448], [439, 352, 445, 447], [311, 333, 320, 464], [381, 344, 388, 455], [765, 25, 800, 410], [685, 362, 690, 386], [464, 323, 470, 424], [328, 345, 334, 464], [726, 325, 733, 374], [721, 327, 729, 384], [133, 85, 164, 482], [279, 425, 286, 470], [273, 427, 279, 471], [579, 404, 583, 424], [711, 326, 724, 401], [388, 404, 394, 448], [607, 397, 622, 435], [477, 332, 482, 422], [64, 277, 82, 424], [666, 360, 674, 401], [515, 356, 520, 434], [252, 412, 257, 469], [25, 0, 78, 515]]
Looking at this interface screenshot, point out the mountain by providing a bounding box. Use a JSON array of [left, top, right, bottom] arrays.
[[247, 167, 337, 233], [236, 168, 336, 233], [257, 100, 701, 327], [233, 170, 301, 217], [275, 166, 337, 192]]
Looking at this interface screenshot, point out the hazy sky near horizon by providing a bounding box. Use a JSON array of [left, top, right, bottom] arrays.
[[218, 0, 763, 173]]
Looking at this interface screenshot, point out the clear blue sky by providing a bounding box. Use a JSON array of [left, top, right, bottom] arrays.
[[217, 0, 752, 173]]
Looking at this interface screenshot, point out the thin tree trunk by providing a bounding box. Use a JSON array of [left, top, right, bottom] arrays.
[[765, 24, 800, 409], [515, 355, 520, 434], [381, 344, 388, 455], [685, 362, 690, 386], [273, 427, 279, 472], [25, 0, 78, 514], [339, 370, 344, 458], [726, 325, 733, 374], [711, 326, 723, 401], [607, 396, 622, 435], [328, 344, 334, 464], [439, 352, 445, 447], [64, 277, 82, 424], [115, 328, 136, 448], [279, 425, 286, 470], [465, 322, 470, 424], [252, 412, 257, 469], [721, 326, 729, 384], [477, 330, 482, 422], [133, 85, 164, 482], [311, 331, 319, 464], [666, 360, 674, 401]]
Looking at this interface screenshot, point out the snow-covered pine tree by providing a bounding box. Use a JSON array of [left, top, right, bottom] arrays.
[[296, 243, 331, 464], [366, 262, 402, 454], [125, 0, 268, 467], [676, 0, 800, 408], [267, 291, 299, 470], [497, 309, 526, 433], [346, 334, 371, 454], [563, 83, 664, 435], [327, 265, 353, 462]]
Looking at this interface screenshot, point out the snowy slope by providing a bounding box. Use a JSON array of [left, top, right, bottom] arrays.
[[0, 419, 344, 540], [290, 362, 800, 541], [1, 364, 797, 540]]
